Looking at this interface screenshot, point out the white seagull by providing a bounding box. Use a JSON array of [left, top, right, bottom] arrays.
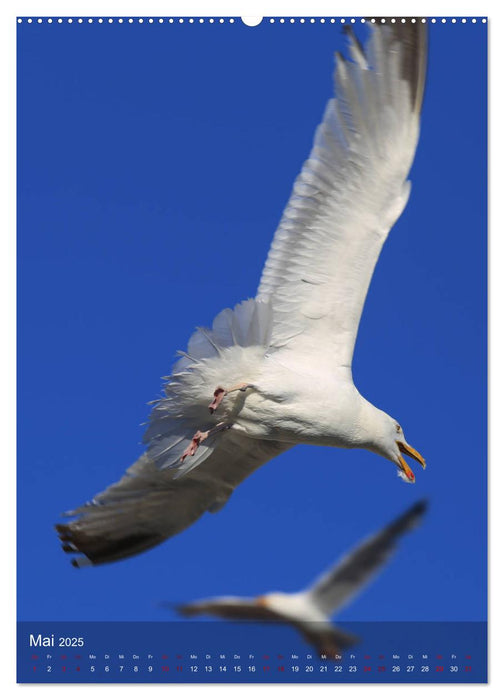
[[57, 22, 427, 567], [173, 501, 427, 657]]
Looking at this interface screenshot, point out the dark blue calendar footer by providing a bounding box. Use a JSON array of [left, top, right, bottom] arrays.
[[18, 621, 487, 683]]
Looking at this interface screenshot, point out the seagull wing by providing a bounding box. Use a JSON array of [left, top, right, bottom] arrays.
[[56, 432, 289, 567], [257, 22, 427, 369], [57, 299, 287, 566], [176, 598, 283, 623], [307, 500, 427, 617]]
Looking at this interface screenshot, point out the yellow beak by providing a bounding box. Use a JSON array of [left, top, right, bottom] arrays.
[[397, 441, 426, 482]]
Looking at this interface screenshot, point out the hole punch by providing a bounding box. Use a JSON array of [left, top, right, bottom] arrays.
[[241, 16, 263, 27]]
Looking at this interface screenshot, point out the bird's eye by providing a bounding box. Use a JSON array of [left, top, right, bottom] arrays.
[[395, 423, 401, 433]]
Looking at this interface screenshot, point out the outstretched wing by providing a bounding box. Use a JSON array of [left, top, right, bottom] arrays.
[[56, 298, 285, 566], [257, 22, 427, 369], [176, 598, 283, 623], [307, 500, 427, 616], [56, 432, 289, 567]]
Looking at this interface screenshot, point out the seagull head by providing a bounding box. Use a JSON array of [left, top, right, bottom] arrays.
[[357, 402, 426, 482], [378, 417, 426, 483]]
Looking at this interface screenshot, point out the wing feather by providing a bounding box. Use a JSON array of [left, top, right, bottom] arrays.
[[257, 22, 427, 370], [307, 500, 427, 616], [56, 431, 289, 566], [56, 297, 282, 566], [176, 599, 283, 622]]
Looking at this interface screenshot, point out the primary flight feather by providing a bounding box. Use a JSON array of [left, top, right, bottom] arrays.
[[57, 21, 428, 567]]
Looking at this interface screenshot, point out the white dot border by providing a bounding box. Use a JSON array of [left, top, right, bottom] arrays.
[[16, 16, 489, 25]]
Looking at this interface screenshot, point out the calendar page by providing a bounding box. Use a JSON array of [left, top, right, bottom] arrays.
[[17, 14, 487, 684]]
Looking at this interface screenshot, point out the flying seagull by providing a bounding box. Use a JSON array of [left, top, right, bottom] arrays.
[[57, 21, 428, 567], [173, 501, 427, 657]]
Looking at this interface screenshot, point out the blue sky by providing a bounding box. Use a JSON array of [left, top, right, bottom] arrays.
[[18, 18, 486, 625]]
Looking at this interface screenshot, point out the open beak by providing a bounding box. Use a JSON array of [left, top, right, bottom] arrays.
[[397, 441, 426, 483]]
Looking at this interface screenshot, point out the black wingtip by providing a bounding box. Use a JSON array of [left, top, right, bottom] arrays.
[[56, 519, 168, 567], [361, 17, 428, 114], [173, 604, 197, 618], [342, 24, 366, 60], [390, 499, 429, 535], [409, 498, 429, 517], [61, 543, 78, 553]]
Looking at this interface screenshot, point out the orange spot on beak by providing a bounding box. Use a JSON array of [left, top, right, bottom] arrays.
[[398, 454, 416, 482]]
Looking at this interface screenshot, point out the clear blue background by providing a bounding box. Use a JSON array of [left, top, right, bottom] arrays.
[[18, 18, 487, 624]]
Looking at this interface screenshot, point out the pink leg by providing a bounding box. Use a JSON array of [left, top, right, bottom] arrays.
[[180, 422, 231, 462], [208, 387, 226, 414], [208, 383, 253, 414], [180, 430, 209, 462]]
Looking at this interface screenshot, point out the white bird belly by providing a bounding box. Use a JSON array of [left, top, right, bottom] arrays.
[[165, 342, 363, 449], [229, 354, 363, 448]]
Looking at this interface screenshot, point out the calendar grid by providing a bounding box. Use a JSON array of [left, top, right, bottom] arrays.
[[18, 621, 487, 683]]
